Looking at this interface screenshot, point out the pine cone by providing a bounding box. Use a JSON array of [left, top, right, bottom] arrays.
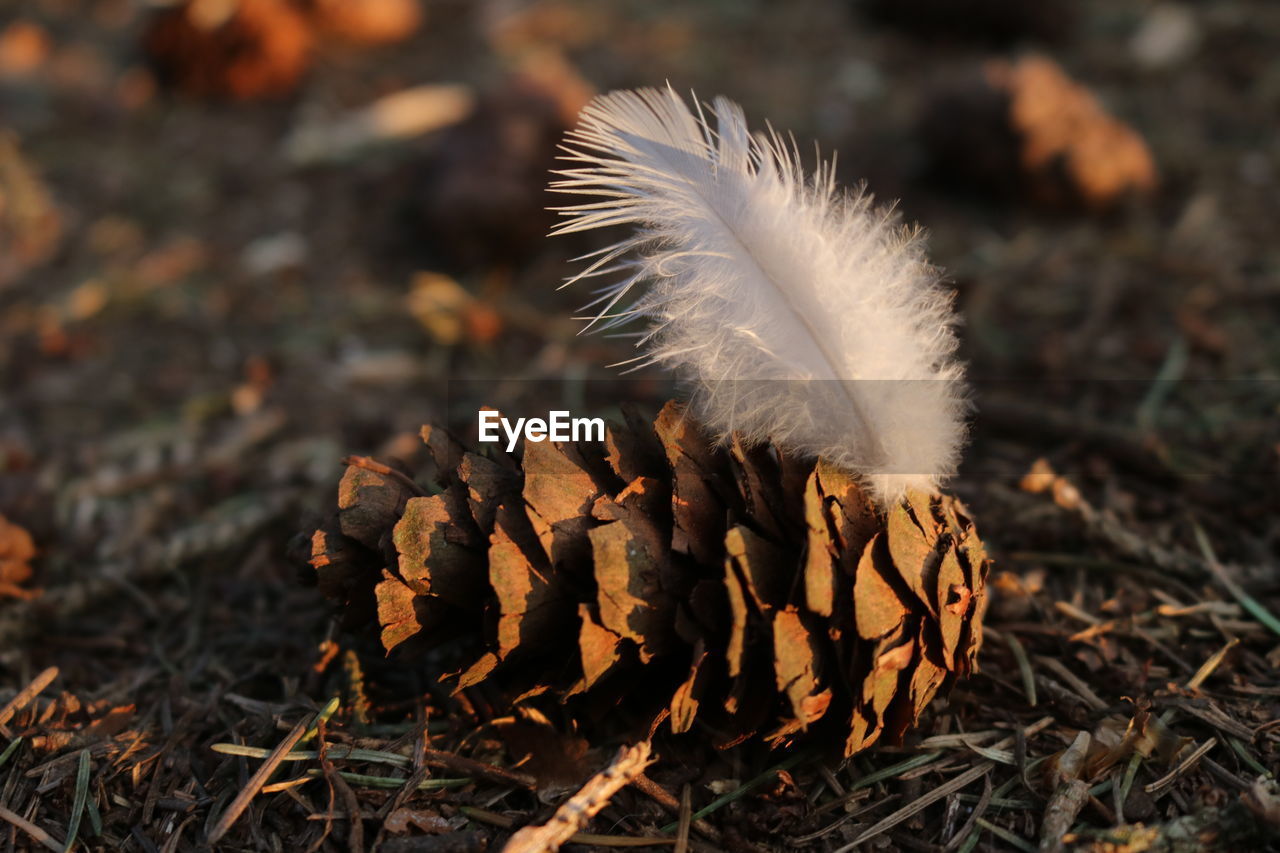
[[922, 56, 1157, 211], [0, 514, 36, 600], [143, 0, 313, 100], [303, 402, 989, 755], [0, 132, 61, 290], [992, 56, 1157, 210]]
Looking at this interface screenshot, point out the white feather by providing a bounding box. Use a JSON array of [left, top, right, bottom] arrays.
[[550, 87, 967, 505]]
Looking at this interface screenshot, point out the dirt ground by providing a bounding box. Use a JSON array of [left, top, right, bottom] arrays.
[[1, 0, 1278, 850]]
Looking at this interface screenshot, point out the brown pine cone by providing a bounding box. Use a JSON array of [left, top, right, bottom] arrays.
[[302, 402, 989, 755], [993, 56, 1158, 210], [0, 132, 61, 290], [0, 514, 37, 600], [922, 56, 1157, 211], [143, 0, 313, 100]]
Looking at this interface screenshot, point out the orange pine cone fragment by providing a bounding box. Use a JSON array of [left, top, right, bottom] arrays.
[[0, 132, 61, 289], [144, 0, 313, 100], [988, 55, 1158, 210], [303, 402, 990, 755], [0, 514, 37, 600]]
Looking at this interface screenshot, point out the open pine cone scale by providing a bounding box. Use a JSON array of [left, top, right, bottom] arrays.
[[303, 401, 989, 755]]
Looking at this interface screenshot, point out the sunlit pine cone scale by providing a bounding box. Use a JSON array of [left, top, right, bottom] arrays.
[[304, 402, 989, 754]]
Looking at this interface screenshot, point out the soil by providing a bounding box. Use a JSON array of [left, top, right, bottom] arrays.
[[1, 0, 1277, 850]]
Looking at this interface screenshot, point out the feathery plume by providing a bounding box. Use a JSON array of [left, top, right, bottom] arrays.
[[551, 87, 967, 504]]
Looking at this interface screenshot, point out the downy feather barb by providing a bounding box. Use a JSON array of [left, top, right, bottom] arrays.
[[550, 87, 967, 504]]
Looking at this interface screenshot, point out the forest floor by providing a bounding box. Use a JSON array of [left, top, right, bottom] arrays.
[[1, 0, 1278, 850]]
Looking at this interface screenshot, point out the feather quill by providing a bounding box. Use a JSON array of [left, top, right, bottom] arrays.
[[550, 87, 967, 504]]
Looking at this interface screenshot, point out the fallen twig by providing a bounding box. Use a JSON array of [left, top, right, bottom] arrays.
[[502, 741, 653, 853], [1039, 732, 1092, 853], [1194, 525, 1280, 639], [0, 804, 62, 852], [0, 666, 58, 730], [675, 784, 692, 853], [207, 710, 320, 844], [832, 762, 994, 853], [1146, 737, 1217, 797], [425, 748, 536, 790]]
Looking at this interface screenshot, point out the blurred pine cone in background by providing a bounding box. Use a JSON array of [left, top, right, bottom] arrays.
[[0, 132, 61, 290], [921, 55, 1158, 211], [300, 402, 990, 754], [0, 514, 37, 600], [143, 0, 425, 101], [144, 0, 313, 100]]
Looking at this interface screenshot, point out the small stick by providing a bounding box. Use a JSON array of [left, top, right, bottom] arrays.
[[1193, 525, 1280, 639], [1039, 732, 1092, 853], [465, 807, 677, 848], [424, 748, 536, 789], [207, 712, 316, 844], [1145, 737, 1217, 797], [0, 804, 62, 852], [944, 775, 991, 852], [320, 746, 365, 853], [1034, 657, 1108, 711], [502, 741, 653, 853], [1004, 632, 1037, 707], [831, 762, 994, 853], [0, 666, 58, 729], [790, 794, 898, 846], [675, 784, 692, 853], [661, 750, 809, 831], [631, 773, 720, 843], [630, 773, 678, 811]]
